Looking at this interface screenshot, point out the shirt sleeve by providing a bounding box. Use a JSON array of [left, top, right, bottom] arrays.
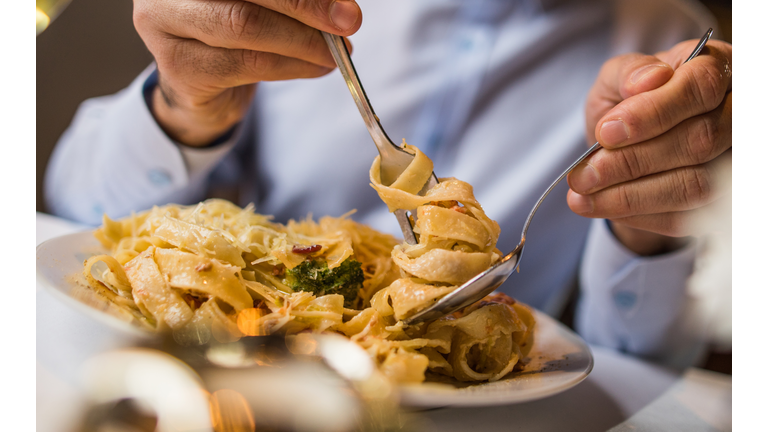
[[575, 218, 702, 364], [44, 64, 240, 225]]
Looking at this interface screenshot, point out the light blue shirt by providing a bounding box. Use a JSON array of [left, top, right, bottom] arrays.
[[45, 0, 715, 365]]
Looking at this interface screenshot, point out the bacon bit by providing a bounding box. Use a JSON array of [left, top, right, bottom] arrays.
[[195, 262, 212, 272], [253, 299, 270, 311], [430, 200, 462, 209], [182, 293, 206, 310], [451, 293, 517, 318], [486, 292, 516, 306], [450, 204, 467, 214], [272, 265, 285, 277], [292, 244, 322, 254]]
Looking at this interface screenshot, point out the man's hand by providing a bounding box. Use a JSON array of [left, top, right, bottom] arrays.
[[567, 38, 732, 255], [133, 0, 362, 146]]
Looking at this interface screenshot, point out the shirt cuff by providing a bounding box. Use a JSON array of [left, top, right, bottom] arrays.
[[576, 219, 698, 356], [140, 67, 241, 178]]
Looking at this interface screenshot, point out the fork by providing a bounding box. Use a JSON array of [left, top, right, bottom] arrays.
[[322, 32, 438, 245]]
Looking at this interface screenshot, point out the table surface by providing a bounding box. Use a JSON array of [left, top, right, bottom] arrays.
[[35, 212, 732, 432]]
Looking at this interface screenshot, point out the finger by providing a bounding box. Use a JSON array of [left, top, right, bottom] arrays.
[[143, 0, 337, 68], [585, 53, 674, 143], [567, 149, 731, 219], [608, 198, 728, 237], [595, 40, 732, 148], [156, 38, 333, 98], [656, 39, 733, 79], [248, 0, 362, 34], [570, 91, 731, 194]]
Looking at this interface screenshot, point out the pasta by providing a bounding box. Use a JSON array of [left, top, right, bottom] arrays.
[[82, 143, 534, 384]]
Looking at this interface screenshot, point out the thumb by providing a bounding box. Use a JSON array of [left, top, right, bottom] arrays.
[[585, 54, 674, 143]]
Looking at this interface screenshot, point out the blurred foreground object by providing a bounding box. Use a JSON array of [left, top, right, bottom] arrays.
[[78, 349, 212, 432], [669, 161, 731, 370], [689, 162, 732, 355], [36, 0, 72, 34], [76, 334, 410, 432]]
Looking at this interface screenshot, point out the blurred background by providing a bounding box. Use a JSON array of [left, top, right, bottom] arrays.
[[36, 0, 732, 214]]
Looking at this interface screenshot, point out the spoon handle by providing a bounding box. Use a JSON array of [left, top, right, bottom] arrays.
[[519, 141, 601, 245]]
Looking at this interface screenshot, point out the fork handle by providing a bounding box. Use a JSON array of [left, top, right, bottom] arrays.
[[322, 32, 398, 157]]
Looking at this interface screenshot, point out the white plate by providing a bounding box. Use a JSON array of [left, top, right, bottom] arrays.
[[36, 231, 593, 408]]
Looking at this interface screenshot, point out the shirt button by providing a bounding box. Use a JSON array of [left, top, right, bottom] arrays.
[[148, 169, 172, 187], [613, 291, 637, 309]]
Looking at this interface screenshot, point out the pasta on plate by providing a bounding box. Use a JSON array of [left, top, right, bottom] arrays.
[[82, 143, 534, 384]]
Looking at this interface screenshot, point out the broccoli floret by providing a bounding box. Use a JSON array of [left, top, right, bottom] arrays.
[[284, 258, 365, 308]]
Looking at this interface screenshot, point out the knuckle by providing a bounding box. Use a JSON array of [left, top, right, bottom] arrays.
[[241, 50, 274, 77], [133, 2, 162, 37], [223, 2, 265, 41], [614, 147, 646, 180], [154, 39, 184, 74], [678, 166, 713, 207], [301, 30, 325, 56], [632, 92, 671, 137], [616, 185, 639, 216], [283, 0, 308, 15], [132, 3, 149, 32], [192, 2, 217, 36], [685, 115, 720, 164], [241, 49, 261, 72], [685, 64, 723, 111]]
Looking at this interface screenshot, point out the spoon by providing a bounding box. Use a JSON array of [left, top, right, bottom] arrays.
[[404, 28, 714, 325]]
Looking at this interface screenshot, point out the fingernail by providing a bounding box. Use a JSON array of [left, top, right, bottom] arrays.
[[569, 192, 594, 214], [600, 120, 629, 146], [329, 1, 359, 31], [570, 163, 599, 193], [630, 64, 669, 84]]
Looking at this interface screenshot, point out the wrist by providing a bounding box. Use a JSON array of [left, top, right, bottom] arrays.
[[607, 221, 690, 256], [150, 85, 243, 147]]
